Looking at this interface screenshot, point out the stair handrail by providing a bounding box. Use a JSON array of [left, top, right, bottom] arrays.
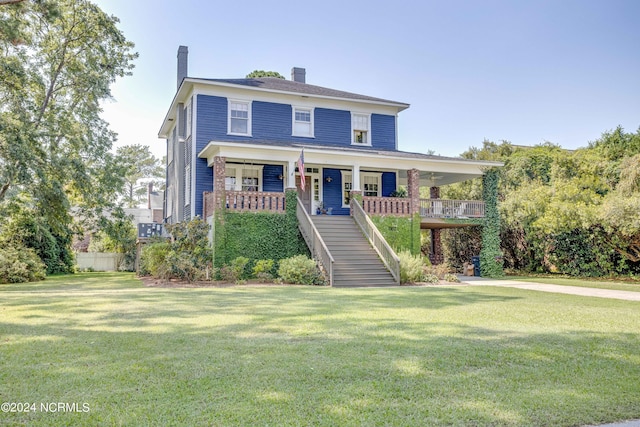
[[296, 196, 334, 287], [350, 199, 401, 285]]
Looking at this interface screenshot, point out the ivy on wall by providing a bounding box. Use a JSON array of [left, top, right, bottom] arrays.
[[371, 215, 421, 256], [480, 168, 504, 277], [213, 190, 308, 268]]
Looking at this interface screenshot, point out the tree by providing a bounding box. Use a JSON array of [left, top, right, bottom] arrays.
[[0, 0, 136, 273], [246, 70, 285, 79], [0, 0, 137, 209], [115, 144, 164, 208], [89, 207, 136, 271]]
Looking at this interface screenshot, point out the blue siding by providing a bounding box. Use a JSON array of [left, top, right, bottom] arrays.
[[194, 95, 224, 217], [196, 95, 227, 149], [314, 108, 351, 147], [263, 164, 284, 192], [194, 157, 212, 217], [253, 102, 292, 140], [382, 172, 396, 197], [372, 114, 396, 150], [194, 95, 397, 149], [322, 168, 350, 215]]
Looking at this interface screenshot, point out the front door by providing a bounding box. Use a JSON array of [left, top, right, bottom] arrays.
[[296, 175, 312, 213]]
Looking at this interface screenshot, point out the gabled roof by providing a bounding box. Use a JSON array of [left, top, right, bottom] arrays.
[[196, 77, 409, 108]]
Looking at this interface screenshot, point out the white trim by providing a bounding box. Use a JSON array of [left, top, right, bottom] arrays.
[[185, 98, 192, 138], [340, 170, 352, 208], [351, 112, 372, 146], [224, 164, 265, 192], [362, 172, 382, 197], [190, 95, 198, 219], [340, 170, 381, 208], [227, 98, 252, 136], [198, 141, 503, 187], [292, 106, 315, 138]]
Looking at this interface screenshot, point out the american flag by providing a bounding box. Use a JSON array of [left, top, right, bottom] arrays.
[[298, 150, 306, 190]]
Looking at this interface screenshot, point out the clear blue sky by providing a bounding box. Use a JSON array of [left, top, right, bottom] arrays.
[[94, 0, 640, 160]]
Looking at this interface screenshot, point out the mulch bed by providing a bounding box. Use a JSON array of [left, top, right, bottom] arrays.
[[139, 276, 465, 288]]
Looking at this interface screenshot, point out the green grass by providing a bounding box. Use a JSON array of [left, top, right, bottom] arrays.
[[505, 275, 640, 292], [1, 273, 640, 426]]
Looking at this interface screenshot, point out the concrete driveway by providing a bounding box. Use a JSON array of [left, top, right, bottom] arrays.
[[458, 276, 640, 301]]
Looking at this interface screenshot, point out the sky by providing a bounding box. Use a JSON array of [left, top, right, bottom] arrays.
[[93, 0, 640, 161]]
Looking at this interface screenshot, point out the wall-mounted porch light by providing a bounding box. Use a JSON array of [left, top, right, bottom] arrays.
[[325, 176, 333, 183]]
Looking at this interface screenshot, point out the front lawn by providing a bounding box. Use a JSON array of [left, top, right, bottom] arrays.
[[1, 273, 639, 426]]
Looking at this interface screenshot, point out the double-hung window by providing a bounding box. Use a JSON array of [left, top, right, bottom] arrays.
[[351, 113, 371, 146], [340, 171, 381, 207], [241, 168, 260, 192], [363, 174, 381, 197], [224, 165, 263, 192], [228, 100, 251, 135], [341, 172, 353, 207], [185, 99, 192, 138], [293, 107, 314, 137]]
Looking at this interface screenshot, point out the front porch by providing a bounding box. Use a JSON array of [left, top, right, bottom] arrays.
[[199, 141, 500, 266], [203, 190, 485, 223]]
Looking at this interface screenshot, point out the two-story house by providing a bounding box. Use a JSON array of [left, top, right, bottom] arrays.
[[158, 46, 502, 285]]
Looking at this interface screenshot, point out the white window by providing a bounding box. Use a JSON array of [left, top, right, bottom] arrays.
[[225, 167, 237, 191], [363, 174, 381, 197], [167, 131, 174, 164], [185, 99, 192, 138], [228, 100, 251, 135], [293, 107, 314, 137], [184, 164, 191, 207], [241, 168, 260, 192], [351, 113, 371, 146], [224, 165, 263, 192], [166, 184, 174, 217], [341, 171, 381, 207], [341, 172, 352, 207]]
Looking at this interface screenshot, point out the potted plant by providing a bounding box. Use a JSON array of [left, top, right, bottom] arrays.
[[316, 201, 326, 215]]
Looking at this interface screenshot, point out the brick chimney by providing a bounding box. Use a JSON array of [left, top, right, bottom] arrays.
[[177, 46, 188, 89], [291, 67, 306, 83]]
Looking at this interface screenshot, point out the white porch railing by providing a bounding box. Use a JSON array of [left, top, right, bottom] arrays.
[[296, 196, 334, 286], [350, 199, 401, 285], [419, 199, 485, 218]]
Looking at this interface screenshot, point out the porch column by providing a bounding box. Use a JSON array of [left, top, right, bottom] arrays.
[[352, 164, 361, 191], [287, 159, 296, 189], [213, 156, 226, 210], [406, 168, 420, 216], [429, 186, 444, 265]]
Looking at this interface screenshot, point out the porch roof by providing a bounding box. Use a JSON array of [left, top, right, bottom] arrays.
[[198, 140, 502, 186]]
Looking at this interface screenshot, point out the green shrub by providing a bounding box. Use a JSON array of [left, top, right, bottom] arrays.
[[0, 244, 46, 284], [423, 274, 440, 284], [140, 241, 171, 278], [278, 255, 324, 285], [140, 219, 213, 283], [424, 262, 452, 279], [220, 256, 250, 283], [253, 259, 275, 282], [443, 273, 460, 283], [398, 250, 425, 283]]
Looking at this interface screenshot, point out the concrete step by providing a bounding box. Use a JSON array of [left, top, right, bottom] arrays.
[[308, 215, 398, 287]]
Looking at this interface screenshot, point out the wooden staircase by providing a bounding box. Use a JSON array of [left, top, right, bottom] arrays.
[[311, 216, 398, 287]]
